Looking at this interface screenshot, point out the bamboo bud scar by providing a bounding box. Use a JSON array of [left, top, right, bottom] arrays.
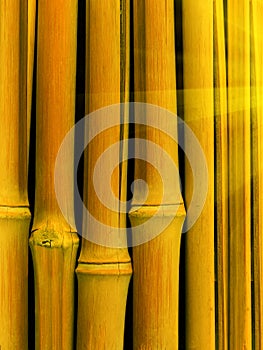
[[76, 1, 132, 349], [0, 1, 30, 349], [130, 1, 186, 348], [29, 1, 79, 349]]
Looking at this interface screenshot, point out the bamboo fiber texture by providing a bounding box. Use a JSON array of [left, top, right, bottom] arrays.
[[182, 1, 215, 349], [130, 1, 185, 348], [227, 1, 252, 348], [76, 1, 132, 349], [0, 1, 30, 349], [29, 1, 79, 349]]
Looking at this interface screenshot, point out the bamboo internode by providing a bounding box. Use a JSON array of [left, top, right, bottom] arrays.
[[76, 1, 132, 349], [130, 1, 185, 348], [29, 1, 79, 349], [214, 1, 228, 349], [27, 0, 36, 151], [182, 1, 215, 349], [251, 1, 263, 349], [0, 1, 30, 349], [227, 1, 252, 348]]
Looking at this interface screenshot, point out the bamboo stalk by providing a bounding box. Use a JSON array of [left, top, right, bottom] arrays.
[[0, 1, 30, 349], [76, 1, 132, 349], [182, 1, 215, 349], [29, 1, 79, 349], [130, 1, 185, 348], [227, 1, 252, 348], [214, 1, 228, 349], [251, 1, 263, 349], [27, 0, 36, 150]]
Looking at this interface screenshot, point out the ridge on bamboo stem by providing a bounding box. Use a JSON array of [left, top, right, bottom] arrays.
[[29, 1, 79, 349], [0, 1, 30, 349], [130, 1, 185, 349], [76, 1, 132, 349]]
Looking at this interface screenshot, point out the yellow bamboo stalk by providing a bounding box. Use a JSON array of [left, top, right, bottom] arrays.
[[130, 1, 185, 348], [76, 1, 132, 349], [0, 1, 30, 349], [27, 0, 36, 150], [251, 1, 263, 349], [29, 1, 79, 349], [227, 1, 252, 348], [182, 1, 215, 349], [214, 1, 228, 349]]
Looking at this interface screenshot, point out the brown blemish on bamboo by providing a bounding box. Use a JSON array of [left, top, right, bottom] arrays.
[[29, 1, 79, 349]]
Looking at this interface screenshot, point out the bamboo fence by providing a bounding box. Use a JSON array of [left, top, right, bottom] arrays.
[[0, 1, 262, 349]]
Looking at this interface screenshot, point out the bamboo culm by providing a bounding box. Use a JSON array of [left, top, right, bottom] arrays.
[[29, 1, 79, 349]]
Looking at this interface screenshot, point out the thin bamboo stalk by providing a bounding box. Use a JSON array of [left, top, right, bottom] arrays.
[[251, 1, 263, 349], [130, 1, 185, 348], [182, 1, 215, 349], [27, 0, 36, 150], [227, 1, 252, 348], [0, 1, 30, 349], [29, 1, 79, 349], [76, 1, 132, 349], [214, 1, 228, 349]]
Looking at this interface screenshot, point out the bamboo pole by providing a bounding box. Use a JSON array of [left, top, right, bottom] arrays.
[[251, 1, 263, 349], [227, 1, 252, 348], [130, 1, 185, 348], [29, 1, 79, 349], [182, 1, 215, 349], [214, 1, 228, 349], [0, 1, 30, 349], [76, 1, 132, 349]]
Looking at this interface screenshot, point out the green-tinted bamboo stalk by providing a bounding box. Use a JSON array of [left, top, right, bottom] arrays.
[[214, 1, 228, 349], [27, 0, 36, 150], [130, 1, 185, 348], [227, 1, 252, 348], [76, 1, 132, 349], [29, 1, 79, 349], [251, 1, 263, 349], [0, 1, 30, 349], [182, 1, 215, 349]]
